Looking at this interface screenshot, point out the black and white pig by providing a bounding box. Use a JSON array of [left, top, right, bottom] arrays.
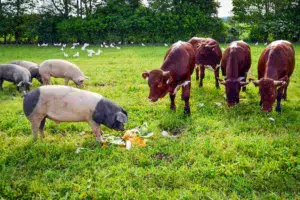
[[0, 64, 32, 96], [10, 60, 42, 84], [23, 85, 128, 142]]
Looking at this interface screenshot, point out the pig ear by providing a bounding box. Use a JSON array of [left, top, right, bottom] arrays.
[[116, 112, 128, 123], [17, 81, 23, 87], [163, 71, 173, 84], [142, 72, 149, 79]]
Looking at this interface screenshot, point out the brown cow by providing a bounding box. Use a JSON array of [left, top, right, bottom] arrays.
[[251, 40, 295, 112], [187, 37, 222, 89], [142, 41, 195, 114], [218, 41, 251, 107]]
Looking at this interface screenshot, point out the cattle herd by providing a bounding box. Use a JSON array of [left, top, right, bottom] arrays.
[[143, 38, 295, 114], [0, 38, 296, 141]]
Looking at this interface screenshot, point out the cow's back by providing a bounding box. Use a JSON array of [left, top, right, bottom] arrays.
[[258, 40, 295, 80], [221, 41, 251, 79], [161, 42, 194, 79]]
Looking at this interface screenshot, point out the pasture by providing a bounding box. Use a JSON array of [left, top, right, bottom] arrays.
[[0, 44, 299, 199]]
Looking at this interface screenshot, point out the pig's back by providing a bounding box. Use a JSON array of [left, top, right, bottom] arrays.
[[39, 59, 80, 78], [27, 86, 103, 122]]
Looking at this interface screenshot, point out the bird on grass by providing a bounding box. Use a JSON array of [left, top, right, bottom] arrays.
[[73, 52, 79, 57]]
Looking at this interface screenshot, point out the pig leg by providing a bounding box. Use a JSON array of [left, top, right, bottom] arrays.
[[195, 65, 200, 81], [41, 75, 51, 85], [64, 78, 69, 86], [169, 93, 176, 111], [0, 79, 3, 90], [276, 87, 284, 112], [182, 81, 191, 115], [214, 65, 220, 89], [89, 122, 103, 142], [39, 117, 46, 138], [199, 65, 205, 87]]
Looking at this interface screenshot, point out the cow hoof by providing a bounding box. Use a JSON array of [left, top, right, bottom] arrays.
[[242, 87, 246, 92], [216, 85, 220, 89], [276, 107, 281, 113], [199, 83, 203, 87], [170, 106, 176, 111], [184, 108, 190, 115], [196, 77, 199, 81]]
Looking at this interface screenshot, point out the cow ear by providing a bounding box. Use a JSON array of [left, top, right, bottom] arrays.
[[240, 82, 250, 87], [249, 78, 259, 86], [205, 44, 216, 51], [163, 71, 173, 84], [142, 72, 149, 79], [217, 78, 226, 85], [279, 75, 288, 82], [274, 80, 286, 87]]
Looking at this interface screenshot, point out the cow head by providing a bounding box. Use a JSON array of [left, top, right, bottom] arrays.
[[195, 43, 216, 64], [219, 77, 249, 107], [251, 77, 287, 112], [142, 69, 173, 102]]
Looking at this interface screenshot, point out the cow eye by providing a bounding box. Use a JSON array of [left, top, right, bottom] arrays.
[[158, 83, 163, 88]]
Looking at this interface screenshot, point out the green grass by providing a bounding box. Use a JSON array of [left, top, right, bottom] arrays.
[[0, 44, 299, 199]]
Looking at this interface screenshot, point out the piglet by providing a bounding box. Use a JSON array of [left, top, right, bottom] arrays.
[[23, 85, 128, 142], [39, 59, 88, 86], [0, 64, 32, 96]]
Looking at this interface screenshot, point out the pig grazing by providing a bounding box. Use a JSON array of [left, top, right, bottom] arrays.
[[10, 60, 42, 84], [39, 59, 87, 86], [23, 85, 128, 142], [0, 64, 32, 96]]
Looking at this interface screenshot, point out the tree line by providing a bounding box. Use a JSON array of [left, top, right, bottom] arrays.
[[0, 0, 298, 44]]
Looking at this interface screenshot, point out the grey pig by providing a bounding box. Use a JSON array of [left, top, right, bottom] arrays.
[[0, 64, 32, 96], [23, 85, 128, 142], [10, 60, 42, 84]]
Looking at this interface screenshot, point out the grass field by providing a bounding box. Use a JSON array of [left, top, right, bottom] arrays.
[[0, 44, 299, 199]]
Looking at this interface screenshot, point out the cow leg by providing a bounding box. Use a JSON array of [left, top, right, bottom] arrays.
[[169, 93, 176, 111], [242, 74, 248, 92], [199, 65, 205, 87], [196, 65, 200, 81], [259, 99, 262, 106], [64, 78, 69, 86], [282, 81, 289, 101], [89, 122, 103, 142], [276, 88, 283, 112], [39, 117, 47, 138], [0, 79, 3, 90], [214, 66, 220, 89], [182, 81, 191, 115]]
